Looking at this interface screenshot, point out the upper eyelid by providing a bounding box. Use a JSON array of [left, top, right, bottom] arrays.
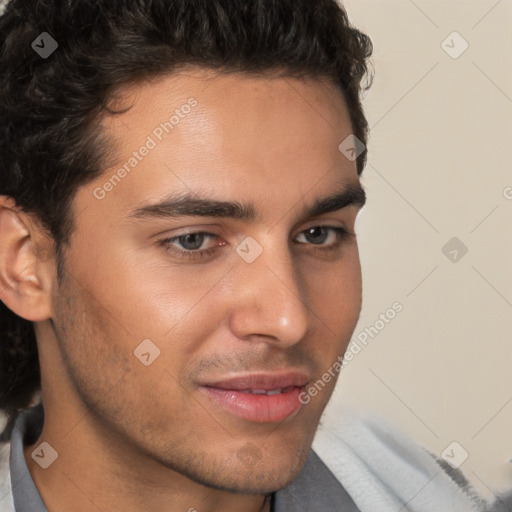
[[165, 218, 349, 237], [167, 224, 344, 238]]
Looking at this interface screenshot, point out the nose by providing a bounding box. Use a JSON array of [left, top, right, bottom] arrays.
[[227, 239, 310, 348]]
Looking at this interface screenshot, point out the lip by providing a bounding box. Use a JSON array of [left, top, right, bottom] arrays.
[[199, 371, 310, 423], [202, 371, 310, 391]]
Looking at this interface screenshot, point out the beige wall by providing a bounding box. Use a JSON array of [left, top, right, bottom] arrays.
[[322, 0, 512, 499]]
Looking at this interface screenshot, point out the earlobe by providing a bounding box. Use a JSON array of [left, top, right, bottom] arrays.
[[0, 196, 53, 322]]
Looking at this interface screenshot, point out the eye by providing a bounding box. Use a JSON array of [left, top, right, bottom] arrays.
[[172, 232, 211, 251], [295, 226, 349, 247], [159, 231, 225, 260]]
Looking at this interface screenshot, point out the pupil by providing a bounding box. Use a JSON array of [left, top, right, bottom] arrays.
[[180, 233, 204, 250], [307, 227, 327, 244]]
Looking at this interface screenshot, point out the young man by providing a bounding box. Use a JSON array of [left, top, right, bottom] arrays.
[[0, 0, 494, 510]]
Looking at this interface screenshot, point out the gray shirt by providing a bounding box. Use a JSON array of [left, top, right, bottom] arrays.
[[8, 404, 360, 511]]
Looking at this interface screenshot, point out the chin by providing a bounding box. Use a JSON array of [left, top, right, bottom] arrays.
[[170, 449, 309, 495], [229, 449, 310, 493], [203, 465, 304, 495]]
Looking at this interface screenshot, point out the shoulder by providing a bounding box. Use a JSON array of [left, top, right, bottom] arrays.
[[0, 441, 15, 512], [312, 408, 492, 512]]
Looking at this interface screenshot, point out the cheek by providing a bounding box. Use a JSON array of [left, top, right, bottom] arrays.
[[307, 248, 362, 325], [302, 248, 362, 376], [50, 276, 133, 414], [125, 263, 234, 353], [70, 242, 232, 343], [51, 269, 207, 434]]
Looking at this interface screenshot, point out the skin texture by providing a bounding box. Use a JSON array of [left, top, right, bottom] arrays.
[[0, 69, 364, 512]]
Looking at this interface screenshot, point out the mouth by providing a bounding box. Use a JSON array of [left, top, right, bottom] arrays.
[[199, 372, 309, 423], [237, 386, 298, 395]]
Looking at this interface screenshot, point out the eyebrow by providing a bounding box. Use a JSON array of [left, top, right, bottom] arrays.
[[128, 183, 366, 222]]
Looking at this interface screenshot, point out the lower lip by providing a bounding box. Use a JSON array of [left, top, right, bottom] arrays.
[[200, 386, 304, 423]]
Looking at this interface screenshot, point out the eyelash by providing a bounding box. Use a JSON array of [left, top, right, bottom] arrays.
[[159, 226, 353, 261]]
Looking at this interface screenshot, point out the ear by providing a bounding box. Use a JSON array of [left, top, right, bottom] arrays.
[[0, 196, 54, 321]]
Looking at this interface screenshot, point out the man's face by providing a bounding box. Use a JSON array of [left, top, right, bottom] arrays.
[[45, 69, 364, 493]]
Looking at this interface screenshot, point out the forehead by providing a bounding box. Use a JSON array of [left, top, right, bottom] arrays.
[[78, 69, 358, 222]]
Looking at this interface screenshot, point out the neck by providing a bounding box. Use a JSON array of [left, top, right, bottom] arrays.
[[23, 402, 273, 512]]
